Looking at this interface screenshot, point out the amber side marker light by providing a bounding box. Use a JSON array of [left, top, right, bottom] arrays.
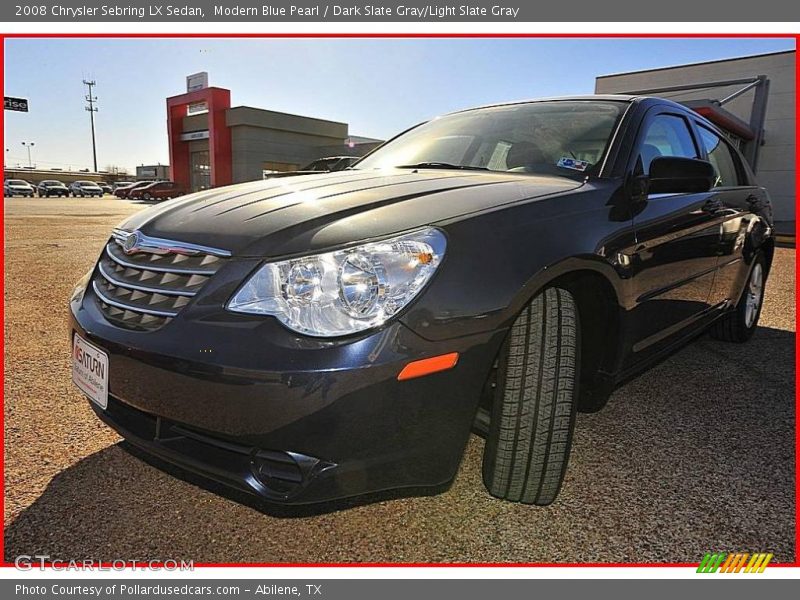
[[397, 352, 459, 381]]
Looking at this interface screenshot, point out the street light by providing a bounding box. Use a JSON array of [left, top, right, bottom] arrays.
[[21, 141, 35, 168]]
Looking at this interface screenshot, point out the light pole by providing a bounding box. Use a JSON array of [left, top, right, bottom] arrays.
[[21, 141, 35, 168], [83, 79, 98, 172]]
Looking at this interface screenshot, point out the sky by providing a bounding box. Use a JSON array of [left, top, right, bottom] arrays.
[[3, 37, 795, 173]]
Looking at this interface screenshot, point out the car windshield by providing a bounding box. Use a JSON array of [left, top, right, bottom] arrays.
[[42, 181, 61, 186], [8, 180, 28, 185], [354, 100, 627, 179]]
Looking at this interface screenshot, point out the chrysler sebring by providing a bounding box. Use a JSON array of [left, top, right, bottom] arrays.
[[70, 96, 773, 505]]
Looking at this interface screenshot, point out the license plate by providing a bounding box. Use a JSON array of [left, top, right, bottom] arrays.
[[72, 334, 109, 409]]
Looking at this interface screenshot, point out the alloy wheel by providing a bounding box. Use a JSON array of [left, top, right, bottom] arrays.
[[744, 263, 764, 328]]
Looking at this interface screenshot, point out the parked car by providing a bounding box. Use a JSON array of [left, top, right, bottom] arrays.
[[70, 96, 773, 507], [98, 182, 113, 195], [112, 181, 135, 192], [263, 156, 362, 181], [37, 180, 70, 197], [4, 179, 35, 197], [128, 181, 186, 201], [301, 156, 359, 172], [329, 156, 360, 171], [115, 181, 155, 199], [70, 181, 104, 197]]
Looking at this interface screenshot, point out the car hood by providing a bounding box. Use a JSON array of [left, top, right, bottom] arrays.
[[120, 169, 584, 258]]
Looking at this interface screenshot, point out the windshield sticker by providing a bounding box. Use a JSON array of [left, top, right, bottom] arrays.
[[557, 157, 590, 172]]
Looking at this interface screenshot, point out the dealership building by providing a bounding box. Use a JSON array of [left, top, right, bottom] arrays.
[[596, 50, 795, 233], [166, 78, 382, 192], [136, 164, 170, 181]]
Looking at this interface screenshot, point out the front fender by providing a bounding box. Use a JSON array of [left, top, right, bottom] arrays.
[[400, 187, 633, 342]]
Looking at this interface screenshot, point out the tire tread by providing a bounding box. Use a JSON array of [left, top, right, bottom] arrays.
[[482, 287, 579, 505]]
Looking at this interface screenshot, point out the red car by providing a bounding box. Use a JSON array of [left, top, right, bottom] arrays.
[[128, 181, 186, 201], [115, 181, 154, 199]]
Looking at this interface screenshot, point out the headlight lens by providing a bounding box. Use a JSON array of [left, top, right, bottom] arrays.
[[227, 227, 446, 337]]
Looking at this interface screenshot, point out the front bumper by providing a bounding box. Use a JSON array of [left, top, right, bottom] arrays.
[[70, 279, 506, 504]]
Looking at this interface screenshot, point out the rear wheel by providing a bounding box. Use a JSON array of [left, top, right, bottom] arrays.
[[710, 254, 766, 343], [482, 287, 580, 505]]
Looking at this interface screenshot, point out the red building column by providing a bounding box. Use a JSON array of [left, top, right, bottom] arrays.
[[166, 87, 232, 191]]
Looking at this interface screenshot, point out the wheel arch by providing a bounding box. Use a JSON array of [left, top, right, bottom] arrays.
[[496, 256, 626, 410], [760, 236, 775, 275]]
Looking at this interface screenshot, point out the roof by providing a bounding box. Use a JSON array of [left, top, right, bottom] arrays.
[[597, 49, 795, 80], [449, 94, 639, 114]]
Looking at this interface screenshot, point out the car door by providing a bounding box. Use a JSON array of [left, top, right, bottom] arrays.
[[159, 182, 174, 198], [626, 108, 722, 357], [693, 122, 768, 308]]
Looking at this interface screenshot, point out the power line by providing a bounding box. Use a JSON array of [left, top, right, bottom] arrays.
[[83, 79, 99, 173]]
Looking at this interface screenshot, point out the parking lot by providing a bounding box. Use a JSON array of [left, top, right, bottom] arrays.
[[3, 196, 795, 564]]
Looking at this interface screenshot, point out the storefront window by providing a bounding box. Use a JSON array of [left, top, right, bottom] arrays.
[[190, 150, 210, 191]]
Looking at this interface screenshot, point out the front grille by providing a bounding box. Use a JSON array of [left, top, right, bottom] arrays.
[[92, 229, 230, 331]]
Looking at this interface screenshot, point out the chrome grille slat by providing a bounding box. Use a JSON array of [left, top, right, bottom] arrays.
[[111, 228, 232, 258], [97, 261, 197, 297], [93, 230, 229, 331], [93, 281, 180, 317], [106, 243, 218, 275]]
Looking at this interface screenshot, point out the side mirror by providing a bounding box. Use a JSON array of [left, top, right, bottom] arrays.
[[648, 156, 716, 194]]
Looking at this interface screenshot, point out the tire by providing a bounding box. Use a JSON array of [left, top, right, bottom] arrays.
[[143, 192, 152, 201], [710, 254, 766, 343], [482, 287, 580, 506]]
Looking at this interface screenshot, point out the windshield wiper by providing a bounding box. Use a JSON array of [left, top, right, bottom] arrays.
[[396, 162, 490, 171]]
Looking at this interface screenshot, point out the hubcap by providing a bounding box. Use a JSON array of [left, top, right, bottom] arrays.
[[744, 263, 763, 328]]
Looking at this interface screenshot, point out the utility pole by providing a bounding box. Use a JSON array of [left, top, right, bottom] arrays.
[[83, 79, 98, 172], [21, 141, 35, 168]]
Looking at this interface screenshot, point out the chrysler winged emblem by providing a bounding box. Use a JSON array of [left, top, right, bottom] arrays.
[[122, 231, 142, 255]]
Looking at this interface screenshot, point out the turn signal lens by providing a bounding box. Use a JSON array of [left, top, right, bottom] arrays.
[[397, 352, 459, 381]]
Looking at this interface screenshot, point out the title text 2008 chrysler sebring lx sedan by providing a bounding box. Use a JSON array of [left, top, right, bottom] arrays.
[[70, 96, 773, 506]]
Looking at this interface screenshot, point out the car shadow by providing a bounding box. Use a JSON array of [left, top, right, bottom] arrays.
[[4, 325, 794, 562]]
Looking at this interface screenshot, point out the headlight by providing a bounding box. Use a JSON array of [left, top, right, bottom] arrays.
[[227, 227, 446, 337]]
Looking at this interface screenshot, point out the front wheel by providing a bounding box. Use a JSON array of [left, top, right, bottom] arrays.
[[143, 192, 152, 201], [710, 254, 766, 342], [482, 287, 580, 505]]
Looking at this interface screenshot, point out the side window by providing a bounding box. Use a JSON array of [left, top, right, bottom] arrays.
[[697, 126, 742, 187], [638, 114, 699, 174]]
